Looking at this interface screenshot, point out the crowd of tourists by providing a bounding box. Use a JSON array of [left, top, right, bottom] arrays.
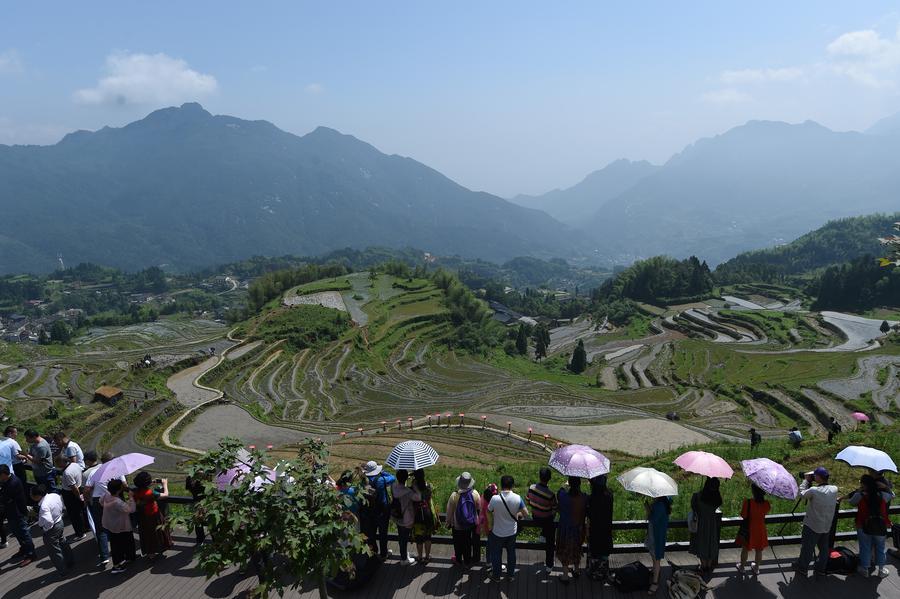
[[333, 457, 895, 593], [0, 427, 173, 578]]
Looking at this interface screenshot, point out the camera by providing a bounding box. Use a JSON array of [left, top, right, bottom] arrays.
[[154, 478, 163, 484]]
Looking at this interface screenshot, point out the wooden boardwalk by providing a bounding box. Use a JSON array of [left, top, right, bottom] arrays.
[[2, 522, 899, 598]]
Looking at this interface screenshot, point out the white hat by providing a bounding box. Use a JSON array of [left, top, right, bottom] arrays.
[[456, 471, 475, 490], [364, 460, 383, 476]]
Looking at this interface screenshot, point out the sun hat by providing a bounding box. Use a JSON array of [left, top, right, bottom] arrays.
[[456, 471, 475, 490], [364, 460, 383, 476], [814, 466, 830, 480]]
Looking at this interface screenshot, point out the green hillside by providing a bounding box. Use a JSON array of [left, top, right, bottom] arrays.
[[716, 212, 900, 283]]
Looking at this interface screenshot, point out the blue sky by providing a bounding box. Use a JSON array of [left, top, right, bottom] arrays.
[[2, 2, 900, 196]]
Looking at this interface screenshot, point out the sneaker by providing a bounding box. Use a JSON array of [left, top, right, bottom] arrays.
[[735, 563, 745, 575], [878, 567, 890, 579], [71, 534, 87, 542], [855, 567, 869, 578], [403, 556, 416, 565], [111, 566, 127, 574], [501, 564, 507, 573], [97, 558, 111, 567], [489, 575, 503, 583], [18, 557, 34, 568]]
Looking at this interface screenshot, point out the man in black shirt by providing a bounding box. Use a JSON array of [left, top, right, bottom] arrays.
[[0, 464, 36, 565]]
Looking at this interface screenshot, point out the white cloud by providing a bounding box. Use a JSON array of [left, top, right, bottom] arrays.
[[250, 64, 268, 73], [720, 67, 803, 84], [305, 82, 324, 94], [74, 52, 218, 106], [0, 49, 23, 74], [825, 26, 900, 87], [701, 88, 752, 105]]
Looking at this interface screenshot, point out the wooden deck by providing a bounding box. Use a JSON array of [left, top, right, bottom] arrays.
[[2, 521, 900, 598]]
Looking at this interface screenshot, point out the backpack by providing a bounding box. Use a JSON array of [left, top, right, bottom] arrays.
[[667, 569, 706, 599], [863, 499, 888, 536], [826, 546, 858, 574], [609, 561, 651, 592], [456, 490, 478, 528], [414, 499, 434, 526]]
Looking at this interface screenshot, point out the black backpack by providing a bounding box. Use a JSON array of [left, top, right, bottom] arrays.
[[826, 546, 858, 574], [610, 561, 651, 592]]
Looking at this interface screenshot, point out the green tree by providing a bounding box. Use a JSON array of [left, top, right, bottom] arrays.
[[568, 339, 587, 373], [515, 323, 528, 355], [175, 438, 367, 599], [49, 319, 72, 344], [532, 323, 550, 361], [881, 320, 891, 335]]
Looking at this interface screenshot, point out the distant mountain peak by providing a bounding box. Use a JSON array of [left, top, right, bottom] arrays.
[[866, 111, 900, 136]]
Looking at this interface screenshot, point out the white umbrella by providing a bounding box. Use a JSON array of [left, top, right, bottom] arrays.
[[386, 440, 439, 471], [617, 467, 678, 498], [836, 446, 898, 473]]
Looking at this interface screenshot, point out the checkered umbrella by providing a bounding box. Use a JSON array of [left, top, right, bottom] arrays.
[[386, 440, 439, 471]]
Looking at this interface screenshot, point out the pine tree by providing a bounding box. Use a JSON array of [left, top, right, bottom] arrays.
[[569, 339, 587, 373], [881, 320, 891, 334], [532, 324, 550, 361], [515, 323, 528, 355]]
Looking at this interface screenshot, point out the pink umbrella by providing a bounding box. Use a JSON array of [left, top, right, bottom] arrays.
[[852, 412, 870, 422], [741, 458, 798, 500], [549, 445, 610, 478], [674, 450, 734, 479], [90, 452, 155, 484]]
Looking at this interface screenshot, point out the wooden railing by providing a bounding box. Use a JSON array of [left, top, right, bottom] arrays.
[[163, 495, 900, 554]]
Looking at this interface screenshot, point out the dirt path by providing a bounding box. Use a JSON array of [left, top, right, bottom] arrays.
[[167, 357, 221, 407]]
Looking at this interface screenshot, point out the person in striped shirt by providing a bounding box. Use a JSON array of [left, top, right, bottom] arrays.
[[526, 467, 558, 574]]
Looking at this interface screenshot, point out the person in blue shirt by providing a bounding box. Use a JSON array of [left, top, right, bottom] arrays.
[[364, 460, 395, 560]]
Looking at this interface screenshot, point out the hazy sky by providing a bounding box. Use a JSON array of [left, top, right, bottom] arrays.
[[2, 2, 900, 196]]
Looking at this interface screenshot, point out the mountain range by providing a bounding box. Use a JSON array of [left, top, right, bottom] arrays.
[[516, 117, 900, 265], [2, 103, 900, 274], [0, 103, 575, 274]]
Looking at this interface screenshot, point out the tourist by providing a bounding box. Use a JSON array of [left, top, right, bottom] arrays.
[[5, 427, 26, 482], [476, 482, 498, 564], [526, 466, 558, 574], [58, 455, 87, 541], [736, 483, 770, 576], [843, 474, 892, 578], [0, 464, 35, 566], [748, 427, 761, 450], [689, 477, 722, 576], [132, 472, 173, 559], [336, 469, 359, 515], [84, 451, 123, 566], [446, 472, 481, 567], [411, 469, 436, 564], [646, 495, 672, 595], [487, 475, 528, 582], [19, 429, 56, 492], [788, 427, 802, 448], [390, 468, 420, 565], [827, 417, 842, 444], [587, 474, 613, 580], [364, 460, 395, 560], [31, 484, 72, 576], [101, 479, 137, 574], [556, 476, 588, 584], [185, 470, 209, 546], [357, 475, 380, 557], [53, 431, 85, 468], [0, 427, 21, 476], [793, 467, 838, 578]]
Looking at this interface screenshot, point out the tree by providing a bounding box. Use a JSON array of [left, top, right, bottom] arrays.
[[49, 319, 72, 344], [515, 323, 528, 355], [568, 339, 587, 373], [175, 438, 368, 598], [533, 323, 549, 361], [881, 320, 891, 335], [879, 221, 900, 267]]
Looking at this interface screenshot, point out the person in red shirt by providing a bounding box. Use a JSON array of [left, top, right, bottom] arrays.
[[843, 474, 893, 578]]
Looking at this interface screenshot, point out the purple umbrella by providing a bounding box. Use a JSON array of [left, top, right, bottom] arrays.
[[741, 458, 798, 500], [549, 444, 610, 478], [89, 453, 155, 484]]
